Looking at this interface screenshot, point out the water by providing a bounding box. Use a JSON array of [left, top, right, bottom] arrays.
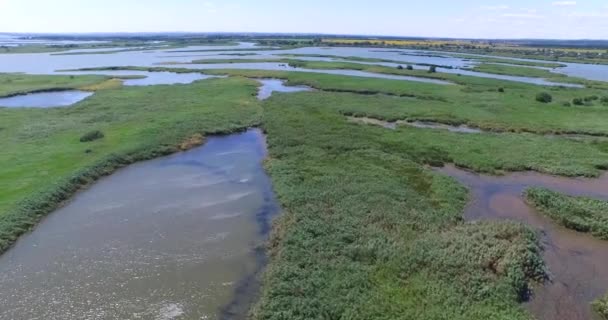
[[174, 62, 453, 85], [0, 90, 93, 108], [437, 165, 608, 320], [0, 42, 596, 86], [64, 70, 214, 86], [255, 79, 312, 100], [0, 129, 279, 320]]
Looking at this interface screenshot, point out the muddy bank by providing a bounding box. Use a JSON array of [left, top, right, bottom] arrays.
[[437, 164, 608, 320], [0, 129, 279, 320]]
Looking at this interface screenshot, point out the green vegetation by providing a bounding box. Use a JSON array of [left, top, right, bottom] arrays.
[[471, 63, 566, 79], [6, 53, 608, 318], [0, 75, 262, 252], [593, 294, 608, 320], [536, 92, 553, 103], [253, 90, 547, 319], [456, 55, 565, 68], [525, 188, 608, 240], [71, 65, 608, 136], [0, 39, 238, 55], [0, 73, 109, 97], [79, 130, 105, 142]]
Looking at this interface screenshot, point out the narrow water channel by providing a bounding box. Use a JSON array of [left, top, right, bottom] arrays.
[[0, 129, 279, 320], [437, 165, 608, 320]]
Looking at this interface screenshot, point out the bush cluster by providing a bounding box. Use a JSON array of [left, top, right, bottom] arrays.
[[79, 130, 105, 142]]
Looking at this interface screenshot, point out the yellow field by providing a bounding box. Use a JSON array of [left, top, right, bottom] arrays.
[[321, 38, 607, 55]]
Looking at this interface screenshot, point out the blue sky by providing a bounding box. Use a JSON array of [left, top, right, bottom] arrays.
[[0, 0, 607, 39]]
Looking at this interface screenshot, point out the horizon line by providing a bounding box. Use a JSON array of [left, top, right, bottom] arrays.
[[1, 31, 607, 42]]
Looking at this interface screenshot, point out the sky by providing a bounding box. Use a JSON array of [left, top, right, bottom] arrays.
[[0, 0, 607, 39]]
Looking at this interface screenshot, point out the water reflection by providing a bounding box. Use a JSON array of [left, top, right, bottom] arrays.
[[0, 90, 93, 108], [0, 129, 279, 320]]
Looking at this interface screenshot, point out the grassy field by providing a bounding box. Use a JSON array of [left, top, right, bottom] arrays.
[[0, 73, 110, 97], [469, 63, 567, 79], [455, 55, 565, 68], [525, 188, 608, 239], [253, 90, 547, 319], [0, 75, 262, 252], [72, 64, 608, 136], [319, 38, 608, 65], [0, 39, 239, 55]]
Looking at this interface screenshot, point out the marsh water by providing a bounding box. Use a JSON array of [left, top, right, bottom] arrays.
[[437, 165, 608, 320], [0, 129, 279, 320], [0, 42, 602, 86], [0, 90, 93, 108], [256, 78, 312, 100]]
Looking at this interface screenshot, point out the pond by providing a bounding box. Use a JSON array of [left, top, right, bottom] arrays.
[[0, 90, 93, 108], [0, 129, 279, 320]]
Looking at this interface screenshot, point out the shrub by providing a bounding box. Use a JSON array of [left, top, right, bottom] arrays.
[[80, 130, 105, 142], [535, 92, 552, 103], [573, 98, 584, 106], [562, 102, 572, 107], [397, 65, 404, 70], [601, 96, 608, 105], [498, 87, 505, 93], [584, 95, 599, 102], [428, 66, 437, 73], [406, 65, 414, 70], [592, 294, 608, 320]]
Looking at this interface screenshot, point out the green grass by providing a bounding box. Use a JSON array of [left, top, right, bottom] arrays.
[[593, 294, 608, 320], [0, 76, 262, 252], [469, 63, 567, 79], [525, 188, 608, 239], [454, 55, 565, 68], [69, 65, 608, 135], [253, 90, 547, 319], [0, 73, 110, 97]]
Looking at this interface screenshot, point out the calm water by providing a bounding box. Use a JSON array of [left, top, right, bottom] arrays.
[[0, 129, 279, 320], [0, 42, 602, 86], [64, 70, 214, 86], [256, 79, 312, 100], [437, 165, 608, 320], [0, 90, 93, 108]]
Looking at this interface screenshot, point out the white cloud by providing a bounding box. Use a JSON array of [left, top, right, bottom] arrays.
[[481, 5, 509, 11], [503, 13, 544, 19], [553, 1, 577, 6]]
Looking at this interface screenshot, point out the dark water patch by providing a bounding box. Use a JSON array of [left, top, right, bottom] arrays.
[[0, 129, 279, 320], [0, 90, 93, 108], [255, 78, 313, 100], [436, 164, 608, 320]]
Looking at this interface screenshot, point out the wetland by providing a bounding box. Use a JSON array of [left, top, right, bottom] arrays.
[[2, 37, 608, 320]]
